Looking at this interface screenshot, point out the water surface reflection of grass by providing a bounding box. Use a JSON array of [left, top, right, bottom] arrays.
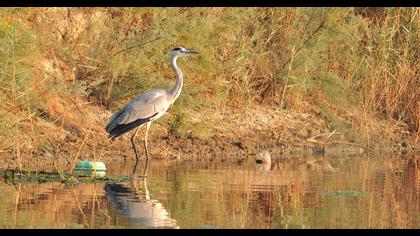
[[0, 154, 417, 228]]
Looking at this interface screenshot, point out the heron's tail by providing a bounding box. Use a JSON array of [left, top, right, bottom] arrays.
[[107, 118, 148, 139], [106, 113, 159, 140]]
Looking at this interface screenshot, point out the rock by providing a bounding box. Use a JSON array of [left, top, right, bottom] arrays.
[[232, 141, 245, 150], [313, 145, 325, 155]]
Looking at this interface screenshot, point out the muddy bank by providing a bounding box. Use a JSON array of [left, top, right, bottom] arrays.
[[0, 169, 131, 185], [0, 103, 416, 171], [0, 8, 418, 174]]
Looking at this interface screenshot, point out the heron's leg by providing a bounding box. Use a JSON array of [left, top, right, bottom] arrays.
[[142, 122, 152, 176], [143, 156, 150, 176], [143, 178, 150, 200], [130, 125, 142, 162], [143, 122, 151, 160]]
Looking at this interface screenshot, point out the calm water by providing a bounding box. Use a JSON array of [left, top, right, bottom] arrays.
[[0, 154, 418, 229]]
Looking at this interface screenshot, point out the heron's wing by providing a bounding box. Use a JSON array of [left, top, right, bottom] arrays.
[[118, 89, 169, 125], [105, 89, 170, 136]]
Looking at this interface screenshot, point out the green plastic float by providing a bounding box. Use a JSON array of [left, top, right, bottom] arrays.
[[74, 161, 107, 177]]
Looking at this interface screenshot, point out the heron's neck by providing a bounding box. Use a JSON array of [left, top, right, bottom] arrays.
[[168, 55, 183, 103]]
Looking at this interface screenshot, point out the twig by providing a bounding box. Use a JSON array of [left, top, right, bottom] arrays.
[[83, 36, 164, 73], [279, 19, 325, 71], [325, 130, 337, 141], [52, 106, 68, 182], [0, 89, 50, 119], [307, 130, 339, 143], [111, 36, 162, 58], [70, 130, 90, 173], [98, 140, 118, 160], [76, 64, 98, 70]]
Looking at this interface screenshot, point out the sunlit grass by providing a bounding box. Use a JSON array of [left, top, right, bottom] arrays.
[[0, 7, 418, 160]]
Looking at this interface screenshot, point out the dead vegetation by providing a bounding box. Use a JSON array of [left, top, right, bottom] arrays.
[[0, 8, 418, 171]]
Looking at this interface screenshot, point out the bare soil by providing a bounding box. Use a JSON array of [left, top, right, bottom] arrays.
[[0, 101, 416, 171]]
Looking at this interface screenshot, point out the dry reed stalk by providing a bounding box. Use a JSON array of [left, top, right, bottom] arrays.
[[97, 139, 118, 160], [69, 129, 90, 173], [91, 141, 97, 180], [1, 8, 419, 159], [52, 106, 68, 181], [69, 187, 89, 228], [13, 183, 21, 228], [94, 185, 112, 228], [89, 183, 97, 228], [280, 44, 296, 109], [0, 89, 50, 120], [5, 28, 23, 173]]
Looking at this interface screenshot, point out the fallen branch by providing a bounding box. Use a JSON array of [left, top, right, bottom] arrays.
[[307, 130, 371, 151], [307, 130, 339, 143]]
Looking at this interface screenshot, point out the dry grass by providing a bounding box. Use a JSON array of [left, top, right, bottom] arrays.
[[0, 8, 418, 170]]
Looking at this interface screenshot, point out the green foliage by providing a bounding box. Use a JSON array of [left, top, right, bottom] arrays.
[[0, 7, 418, 150], [320, 104, 352, 135], [317, 73, 353, 106], [168, 110, 211, 140], [168, 111, 188, 138]]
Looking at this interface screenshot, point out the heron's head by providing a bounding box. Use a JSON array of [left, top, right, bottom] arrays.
[[171, 47, 199, 58]]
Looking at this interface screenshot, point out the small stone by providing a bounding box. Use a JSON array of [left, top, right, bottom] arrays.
[[313, 145, 325, 155]]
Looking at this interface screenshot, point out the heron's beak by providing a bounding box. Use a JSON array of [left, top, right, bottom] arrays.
[[188, 50, 199, 54]]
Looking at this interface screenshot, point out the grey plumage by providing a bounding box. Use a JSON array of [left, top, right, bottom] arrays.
[[105, 47, 199, 164], [105, 89, 168, 139]]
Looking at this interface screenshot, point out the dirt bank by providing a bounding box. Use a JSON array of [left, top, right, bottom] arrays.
[[0, 101, 417, 171], [0, 8, 419, 172]]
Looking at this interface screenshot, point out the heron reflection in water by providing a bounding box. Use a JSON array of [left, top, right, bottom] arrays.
[[105, 177, 179, 229]]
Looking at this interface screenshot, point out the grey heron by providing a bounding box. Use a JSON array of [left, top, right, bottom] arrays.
[[105, 47, 199, 166]]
